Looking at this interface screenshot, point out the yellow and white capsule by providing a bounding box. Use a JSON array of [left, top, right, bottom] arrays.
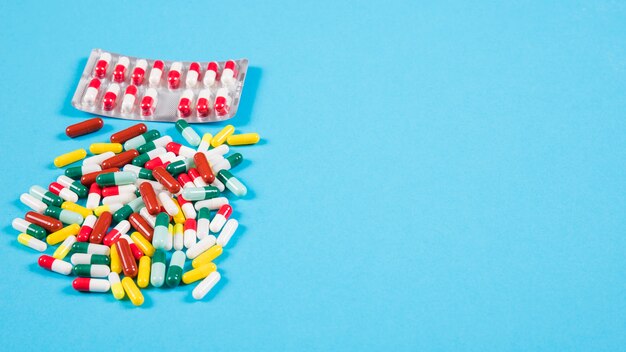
[[108, 272, 125, 300], [192, 245, 223, 268], [17, 233, 47, 252], [110, 244, 122, 274], [197, 133, 213, 153], [53, 235, 76, 259], [182, 262, 217, 284], [47, 224, 80, 245], [62, 201, 93, 218]]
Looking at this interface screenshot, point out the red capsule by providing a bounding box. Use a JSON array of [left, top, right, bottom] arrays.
[[110, 123, 147, 144], [90, 211, 112, 244], [153, 166, 181, 194], [115, 238, 137, 278], [101, 150, 139, 169], [129, 213, 154, 242], [127, 237, 144, 260], [177, 173, 194, 189], [193, 152, 215, 183], [25, 212, 63, 232], [131, 59, 148, 85], [94, 53, 111, 79], [65, 118, 104, 138], [72, 278, 109, 292], [102, 84, 121, 111], [113, 57, 129, 83], [139, 182, 160, 215], [168, 62, 182, 90]]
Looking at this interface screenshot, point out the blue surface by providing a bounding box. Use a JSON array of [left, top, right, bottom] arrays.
[[1, 1, 625, 350]]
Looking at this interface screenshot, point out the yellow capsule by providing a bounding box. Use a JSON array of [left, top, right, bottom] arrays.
[[201, 133, 212, 147], [137, 256, 151, 288], [130, 231, 155, 257], [211, 125, 235, 147], [17, 233, 47, 252], [94, 204, 110, 217], [172, 198, 186, 224], [54, 149, 87, 168], [52, 235, 76, 259], [110, 244, 122, 274], [89, 143, 123, 154], [109, 272, 125, 300], [121, 277, 144, 306], [61, 201, 93, 218], [192, 245, 223, 268], [227, 133, 260, 146], [182, 262, 217, 284], [47, 224, 80, 245]]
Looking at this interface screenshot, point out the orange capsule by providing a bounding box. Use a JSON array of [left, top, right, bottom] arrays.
[[129, 213, 154, 242], [139, 182, 160, 215], [101, 150, 140, 169], [89, 211, 112, 244], [65, 118, 104, 138], [193, 152, 215, 183], [110, 123, 147, 144], [115, 237, 138, 278], [152, 166, 180, 194]]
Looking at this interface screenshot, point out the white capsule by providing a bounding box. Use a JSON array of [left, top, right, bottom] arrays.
[[56, 187, 79, 203], [184, 227, 196, 249], [84, 264, 111, 278], [86, 191, 101, 210], [210, 178, 225, 192], [20, 193, 47, 213], [177, 89, 195, 118], [71, 253, 99, 265], [194, 197, 229, 211], [114, 220, 131, 237], [203, 144, 229, 159], [158, 192, 179, 216], [83, 151, 115, 166], [192, 176, 207, 188], [12, 218, 33, 233], [103, 192, 136, 205], [80, 278, 111, 292], [152, 136, 173, 149], [211, 158, 231, 173], [81, 243, 111, 256], [210, 213, 228, 233], [149, 61, 164, 87], [174, 225, 184, 251], [181, 202, 196, 219], [177, 144, 197, 159], [82, 80, 100, 106], [51, 259, 73, 275], [196, 215, 210, 240], [216, 219, 239, 247], [186, 62, 201, 88], [203, 62, 218, 87], [192, 271, 221, 300], [164, 224, 173, 251], [186, 235, 216, 259], [139, 207, 157, 228]]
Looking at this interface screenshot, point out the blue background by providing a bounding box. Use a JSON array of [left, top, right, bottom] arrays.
[[1, 1, 625, 350]]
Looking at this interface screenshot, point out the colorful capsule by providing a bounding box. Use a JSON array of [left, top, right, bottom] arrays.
[[138, 182, 160, 215], [217, 169, 247, 197], [110, 245, 122, 274], [158, 192, 179, 217], [89, 210, 112, 244], [180, 186, 219, 201], [177, 89, 194, 118], [94, 52, 111, 78], [165, 224, 174, 251], [61, 202, 92, 219], [152, 212, 170, 250], [178, 195, 197, 219], [130, 230, 155, 257], [73, 264, 110, 278], [124, 129, 161, 151], [196, 207, 210, 240], [148, 60, 164, 86], [122, 164, 154, 180], [221, 60, 238, 86], [82, 78, 101, 105], [65, 164, 102, 180], [165, 159, 193, 177], [48, 182, 78, 202], [172, 198, 186, 224], [122, 234, 144, 260], [183, 262, 217, 284], [57, 175, 89, 198], [192, 245, 223, 268], [216, 219, 239, 247], [96, 171, 137, 186], [47, 224, 80, 245], [110, 123, 147, 144], [20, 193, 47, 213], [44, 206, 83, 225], [108, 272, 125, 299], [210, 204, 232, 233], [102, 83, 121, 111], [203, 62, 218, 87], [214, 88, 232, 116], [132, 147, 166, 166], [227, 133, 260, 146], [24, 211, 63, 232], [17, 233, 47, 252], [168, 62, 183, 90], [86, 184, 101, 209], [122, 277, 144, 306], [209, 179, 225, 193], [204, 144, 229, 158], [81, 167, 120, 186], [102, 220, 131, 246], [94, 203, 123, 217], [177, 173, 195, 189], [137, 135, 172, 154], [187, 234, 216, 259], [77, 214, 96, 242], [89, 143, 123, 155], [116, 237, 138, 278], [196, 89, 212, 117], [211, 125, 235, 148], [102, 192, 136, 205], [213, 153, 243, 173], [188, 168, 207, 187], [141, 88, 159, 116], [53, 235, 76, 259], [192, 271, 221, 300], [153, 166, 180, 194], [83, 151, 115, 166], [197, 133, 213, 153], [102, 184, 137, 198], [186, 62, 201, 87], [183, 219, 197, 248], [101, 149, 140, 169], [131, 59, 148, 86], [194, 197, 229, 211], [192, 153, 214, 184], [72, 242, 110, 255], [54, 149, 87, 168], [73, 278, 110, 293], [38, 255, 72, 275], [143, 152, 176, 170], [71, 253, 110, 266], [112, 197, 145, 223], [137, 256, 151, 288], [150, 249, 166, 287], [65, 117, 104, 138], [175, 119, 201, 146], [166, 250, 185, 287], [113, 56, 129, 83], [173, 223, 184, 251], [139, 208, 157, 228], [166, 141, 196, 158]]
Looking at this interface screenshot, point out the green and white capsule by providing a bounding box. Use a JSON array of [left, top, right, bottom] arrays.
[[13, 219, 47, 240], [65, 164, 101, 179], [20, 193, 47, 213], [137, 136, 172, 154], [166, 250, 186, 287], [150, 249, 166, 287], [152, 212, 170, 249], [44, 206, 84, 225], [165, 158, 193, 176], [96, 171, 137, 186], [113, 196, 145, 222], [73, 264, 110, 278], [212, 152, 243, 172], [123, 164, 154, 180], [71, 253, 110, 266], [124, 130, 161, 151], [182, 186, 221, 201], [72, 242, 110, 256], [83, 151, 115, 166], [57, 175, 88, 198], [175, 119, 201, 146], [29, 185, 64, 207], [131, 147, 166, 166], [217, 170, 247, 197]]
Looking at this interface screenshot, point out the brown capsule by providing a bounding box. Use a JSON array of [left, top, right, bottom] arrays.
[[129, 213, 154, 242], [139, 182, 160, 215], [110, 123, 147, 144], [65, 118, 104, 138], [81, 168, 119, 186], [89, 211, 112, 244], [115, 238, 138, 278], [24, 212, 63, 232], [193, 152, 215, 183], [101, 150, 139, 169], [152, 166, 181, 194]]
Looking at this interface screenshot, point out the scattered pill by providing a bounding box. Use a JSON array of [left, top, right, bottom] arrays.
[[66, 117, 104, 138], [192, 271, 221, 300], [54, 149, 87, 168]]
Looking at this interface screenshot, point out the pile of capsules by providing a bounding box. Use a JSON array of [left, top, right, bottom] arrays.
[[12, 117, 260, 306]]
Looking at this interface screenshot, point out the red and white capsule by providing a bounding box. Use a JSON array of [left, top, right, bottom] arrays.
[[168, 62, 183, 90], [122, 234, 144, 260], [203, 62, 219, 87], [144, 151, 176, 170], [86, 183, 101, 210], [132, 59, 148, 85], [210, 204, 232, 233], [221, 60, 238, 87], [196, 89, 212, 118], [82, 78, 101, 106], [48, 182, 78, 203], [38, 255, 72, 275], [188, 168, 207, 187], [178, 195, 197, 219], [177, 173, 195, 190], [186, 62, 201, 88], [140, 88, 158, 116], [103, 220, 131, 246], [113, 56, 130, 83], [149, 60, 164, 87], [214, 87, 232, 116], [102, 185, 137, 198], [166, 142, 196, 159], [93, 52, 111, 79], [177, 89, 194, 118], [121, 85, 138, 114], [72, 278, 110, 293], [102, 83, 121, 111], [77, 214, 97, 242], [183, 218, 197, 248]]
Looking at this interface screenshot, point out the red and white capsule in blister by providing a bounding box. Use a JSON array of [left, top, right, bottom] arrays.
[[177, 89, 194, 118], [82, 78, 101, 106], [196, 89, 212, 117], [121, 85, 138, 114], [210, 204, 232, 233], [149, 60, 164, 87], [186, 62, 201, 88], [102, 83, 121, 111], [93, 52, 111, 79], [77, 214, 97, 242], [141, 88, 158, 116], [214, 88, 232, 116], [221, 60, 238, 87], [113, 56, 129, 83], [132, 59, 148, 85], [203, 62, 219, 87], [168, 62, 183, 90]]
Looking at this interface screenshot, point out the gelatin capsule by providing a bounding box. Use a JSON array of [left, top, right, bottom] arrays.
[[216, 219, 239, 247], [130, 230, 155, 257], [196, 89, 212, 117], [131, 59, 148, 86], [66, 117, 104, 138], [81, 167, 120, 186], [168, 62, 182, 90], [129, 214, 154, 243], [177, 89, 194, 118], [173, 223, 184, 251], [90, 143, 123, 155], [124, 129, 161, 151], [89, 211, 112, 244], [102, 184, 137, 198], [217, 169, 247, 197], [110, 245, 122, 274], [112, 197, 144, 223], [101, 150, 140, 169], [166, 250, 185, 287], [177, 173, 195, 189], [193, 152, 215, 183], [17, 233, 47, 252], [122, 234, 144, 261], [172, 198, 186, 225], [166, 159, 193, 177], [203, 144, 229, 158], [166, 141, 196, 158], [211, 125, 235, 148], [158, 192, 179, 217], [192, 245, 223, 268], [196, 208, 210, 240], [186, 234, 216, 259], [102, 83, 120, 111], [175, 119, 201, 146], [132, 147, 166, 167], [144, 152, 176, 170], [192, 271, 221, 300], [108, 272, 125, 300], [221, 60, 238, 87], [197, 133, 213, 153], [71, 242, 110, 255], [153, 166, 181, 194], [24, 211, 63, 232], [94, 203, 123, 217], [47, 224, 80, 245], [57, 175, 89, 198], [210, 204, 232, 233], [82, 78, 101, 106], [83, 152, 116, 167], [116, 238, 138, 278], [150, 249, 167, 287], [183, 218, 197, 248], [152, 212, 170, 250], [71, 253, 110, 266], [137, 256, 151, 288], [141, 88, 159, 116], [102, 220, 131, 246], [194, 197, 229, 211], [73, 278, 110, 293], [54, 149, 87, 168], [186, 62, 201, 88], [61, 202, 92, 219], [203, 62, 218, 87], [138, 181, 160, 215], [182, 186, 220, 201], [113, 56, 129, 83], [96, 171, 137, 186], [178, 195, 197, 219], [227, 133, 260, 146], [73, 264, 110, 278], [182, 262, 217, 284], [49, 182, 78, 203], [53, 235, 76, 259], [139, 208, 157, 228], [110, 123, 148, 144], [20, 193, 47, 213], [137, 136, 172, 154], [38, 255, 72, 275], [94, 52, 111, 78], [77, 214, 96, 242], [149, 60, 164, 87], [123, 164, 154, 180], [44, 205, 83, 225], [214, 88, 232, 116], [121, 277, 144, 306], [213, 152, 243, 173], [65, 164, 102, 180]]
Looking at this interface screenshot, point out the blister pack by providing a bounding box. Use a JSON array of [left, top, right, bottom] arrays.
[[71, 49, 248, 123]]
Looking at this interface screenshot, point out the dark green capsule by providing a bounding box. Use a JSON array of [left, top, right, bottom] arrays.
[[44, 206, 83, 224], [124, 130, 161, 151], [226, 153, 243, 169], [165, 250, 185, 287], [73, 264, 109, 277], [29, 185, 63, 207], [165, 159, 190, 176]]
